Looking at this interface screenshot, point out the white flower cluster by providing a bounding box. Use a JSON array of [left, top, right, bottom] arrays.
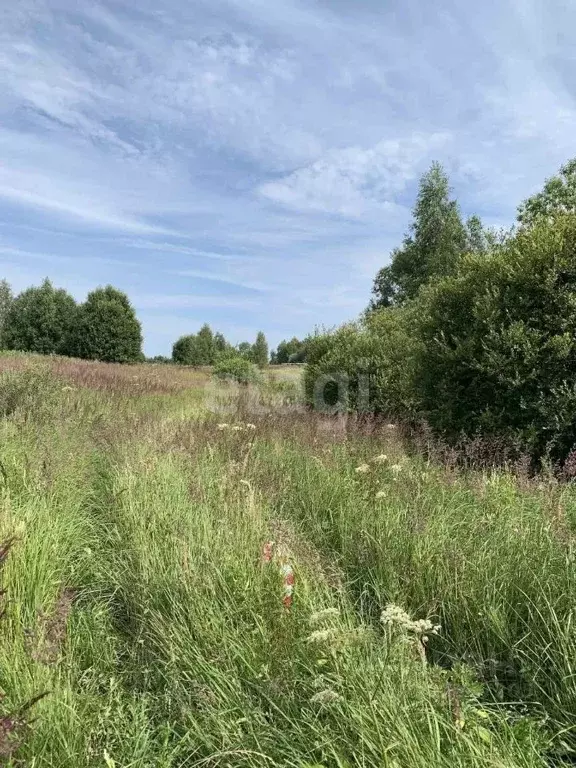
[[216, 423, 257, 432], [306, 628, 339, 644], [380, 603, 441, 641], [310, 688, 342, 705]]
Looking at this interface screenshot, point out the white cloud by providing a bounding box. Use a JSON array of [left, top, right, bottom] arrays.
[[258, 133, 451, 217]]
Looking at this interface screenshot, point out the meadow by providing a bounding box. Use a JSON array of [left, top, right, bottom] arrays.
[[0, 354, 575, 767]]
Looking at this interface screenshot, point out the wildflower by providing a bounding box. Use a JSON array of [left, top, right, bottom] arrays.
[[216, 423, 229, 430], [310, 688, 342, 705], [390, 463, 404, 475], [309, 607, 340, 626], [306, 628, 339, 644], [380, 603, 440, 638], [375, 490, 387, 500], [279, 562, 295, 609], [244, 423, 256, 430], [386, 423, 397, 429], [231, 425, 243, 432], [372, 454, 388, 464], [355, 463, 370, 474]]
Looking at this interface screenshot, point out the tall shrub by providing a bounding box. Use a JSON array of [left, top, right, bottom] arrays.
[[71, 286, 142, 363], [3, 279, 77, 355], [414, 215, 576, 462], [251, 331, 269, 368], [303, 309, 420, 417]]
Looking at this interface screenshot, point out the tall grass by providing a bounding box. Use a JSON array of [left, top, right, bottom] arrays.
[[0, 363, 572, 765]]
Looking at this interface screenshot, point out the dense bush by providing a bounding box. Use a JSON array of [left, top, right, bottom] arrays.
[[213, 356, 261, 385], [414, 215, 576, 462], [3, 279, 77, 355], [70, 286, 143, 363], [304, 310, 420, 417]]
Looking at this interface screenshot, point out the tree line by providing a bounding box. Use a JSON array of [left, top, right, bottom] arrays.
[[171, 327, 269, 367], [0, 275, 309, 368], [305, 158, 576, 466], [0, 279, 143, 363]]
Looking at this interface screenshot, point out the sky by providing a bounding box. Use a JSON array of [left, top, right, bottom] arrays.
[[1, 0, 576, 356]]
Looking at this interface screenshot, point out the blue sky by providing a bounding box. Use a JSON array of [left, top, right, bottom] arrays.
[[1, 0, 575, 356]]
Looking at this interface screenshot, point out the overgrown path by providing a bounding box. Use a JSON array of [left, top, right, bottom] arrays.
[[0, 369, 573, 766]]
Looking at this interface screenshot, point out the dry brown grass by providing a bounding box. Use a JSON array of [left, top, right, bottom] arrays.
[[0, 354, 209, 395]]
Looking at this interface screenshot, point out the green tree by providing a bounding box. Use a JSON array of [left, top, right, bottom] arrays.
[[518, 158, 576, 226], [414, 215, 576, 463], [465, 215, 490, 255], [274, 337, 305, 364], [251, 331, 269, 368], [237, 341, 252, 359], [214, 332, 227, 353], [172, 335, 196, 365], [370, 163, 467, 309], [172, 325, 219, 365], [3, 278, 77, 355], [195, 324, 216, 365], [71, 286, 142, 363], [0, 280, 13, 348]]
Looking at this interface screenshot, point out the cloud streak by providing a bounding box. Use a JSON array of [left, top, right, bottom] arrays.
[[1, 0, 575, 353]]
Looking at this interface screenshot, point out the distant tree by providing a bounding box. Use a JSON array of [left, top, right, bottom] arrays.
[[0, 280, 13, 348], [251, 331, 269, 368], [3, 278, 77, 355], [172, 325, 219, 366], [518, 158, 576, 226], [71, 285, 142, 363], [237, 341, 252, 359], [370, 163, 467, 309], [195, 324, 216, 365], [172, 335, 196, 365], [274, 337, 305, 364], [465, 215, 490, 255], [214, 332, 227, 353]]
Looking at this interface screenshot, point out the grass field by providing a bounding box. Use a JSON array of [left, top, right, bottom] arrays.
[[0, 355, 575, 766]]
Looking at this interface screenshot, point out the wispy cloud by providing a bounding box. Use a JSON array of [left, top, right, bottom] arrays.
[[259, 133, 451, 217], [1, 0, 575, 353]]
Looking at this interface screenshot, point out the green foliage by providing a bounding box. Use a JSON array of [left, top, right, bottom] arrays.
[[236, 341, 252, 359], [71, 286, 142, 363], [414, 215, 576, 462], [172, 334, 195, 365], [195, 323, 216, 365], [213, 355, 261, 384], [304, 311, 420, 417], [273, 337, 307, 364], [518, 157, 576, 226], [0, 279, 13, 348], [250, 331, 269, 367], [0, 365, 571, 766], [370, 163, 468, 309], [214, 332, 227, 354], [172, 325, 215, 366], [3, 278, 77, 355]]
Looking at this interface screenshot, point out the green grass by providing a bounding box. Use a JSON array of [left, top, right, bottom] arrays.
[[0, 364, 574, 765]]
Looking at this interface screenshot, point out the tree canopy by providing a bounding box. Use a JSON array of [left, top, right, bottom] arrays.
[[370, 163, 469, 309], [3, 279, 77, 355], [71, 286, 143, 363]]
